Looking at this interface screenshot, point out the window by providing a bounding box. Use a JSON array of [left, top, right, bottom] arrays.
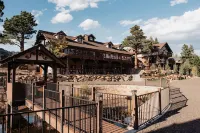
[[77, 38, 82, 43], [89, 36, 94, 41]]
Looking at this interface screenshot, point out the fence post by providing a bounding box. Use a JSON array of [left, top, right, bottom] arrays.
[[92, 87, 96, 101], [97, 94, 103, 133], [132, 90, 138, 130], [42, 85, 46, 133], [32, 83, 35, 111], [61, 90, 65, 133], [158, 88, 162, 115], [71, 84, 74, 106]]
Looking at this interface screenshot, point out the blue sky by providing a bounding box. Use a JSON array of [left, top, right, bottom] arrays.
[[1, 0, 200, 55]]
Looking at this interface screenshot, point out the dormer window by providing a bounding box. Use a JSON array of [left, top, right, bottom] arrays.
[[54, 31, 66, 40], [89, 36, 94, 41], [108, 43, 112, 48], [77, 35, 83, 43]]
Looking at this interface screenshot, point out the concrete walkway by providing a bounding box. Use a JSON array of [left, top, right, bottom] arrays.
[[139, 78, 200, 133]]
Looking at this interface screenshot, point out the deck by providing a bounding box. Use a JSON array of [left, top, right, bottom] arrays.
[[25, 98, 128, 133]]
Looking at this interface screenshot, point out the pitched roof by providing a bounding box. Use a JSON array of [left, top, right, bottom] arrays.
[[37, 30, 131, 55], [153, 42, 167, 49], [0, 44, 66, 67]]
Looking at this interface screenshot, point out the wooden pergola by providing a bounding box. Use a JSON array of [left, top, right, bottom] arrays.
[[0, 44, 66, 84], [0, 44, 66, 107]]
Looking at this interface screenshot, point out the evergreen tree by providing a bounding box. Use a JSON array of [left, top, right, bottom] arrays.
[[180, 44, 194, 61], [0, 0, 4, 22], [142, 39, 154, 66], [173, 64, 178, 73], [154, 37, 159, 44], [122, 25, 146, 69], [3, 11, 37, 51]]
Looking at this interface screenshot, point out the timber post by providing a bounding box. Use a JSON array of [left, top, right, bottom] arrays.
[[132, 90, 138, 130], [42, 85, 46, 133], [71, 84, 74, 106], [97, 94, 103, 133], [32, 83, 35, 111], [158, 88, 162, 115], [92, 87, 96, 101], [61, 90, 65, 133]]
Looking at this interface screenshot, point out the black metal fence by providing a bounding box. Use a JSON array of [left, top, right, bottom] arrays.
[[134, 87, 170, 129], [24, 83, 100, 133], [0, 104, 98, 133], [96, 92, 133, 127], [137, 91, 160, 127]]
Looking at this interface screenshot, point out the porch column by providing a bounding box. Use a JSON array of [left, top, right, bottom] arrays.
[[53, 64, 57, 83], [7, 63, 11, 83], [120, 62, 123, 74], [44, 65, 48, 83], [12, 64, 16, 83]]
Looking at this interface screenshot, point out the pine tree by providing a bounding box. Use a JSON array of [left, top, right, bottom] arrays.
[[3, 11, 37, 51], [122, 25, 146, 69], [0, 0, 4, 22], [180, 44, 194, 61], [154, 37, 159, 44]]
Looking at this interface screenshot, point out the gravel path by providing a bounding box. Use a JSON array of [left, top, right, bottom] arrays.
[[139, 78, 200, 133]]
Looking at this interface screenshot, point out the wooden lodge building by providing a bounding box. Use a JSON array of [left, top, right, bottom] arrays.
[[137, 42, 173, 69], [35, 30, 133, 74]]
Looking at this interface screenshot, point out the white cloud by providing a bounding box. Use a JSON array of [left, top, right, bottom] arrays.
[[31, 9, 47, 24], [106, 36, 113, 41], [139, 7, 200, 54], [48, 0, 103, 11], [51, 10, 73, 24], [48, 0, 105, 24], [119, 19, 142, 26], [141, 8, 200, 42], [79, 19, 100, 30], [170, 0, 188, 6], [31, 10, 43, 17]]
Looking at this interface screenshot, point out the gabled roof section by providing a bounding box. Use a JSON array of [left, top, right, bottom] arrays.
[[36, 30, 131, 55], [0, 44, 66, 67], [54, 30, 66, 36], [37, 30, 75, 41], [153, 42, 173, 53], [104, 41, 113, 46]]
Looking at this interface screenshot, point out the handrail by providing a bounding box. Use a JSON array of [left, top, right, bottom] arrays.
[[64, 95, 96, 103], [0, 103, 97, 117]]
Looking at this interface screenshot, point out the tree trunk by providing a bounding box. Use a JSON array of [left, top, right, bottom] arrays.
[[20, 34, 25, 52], [135, 51, 138, 69]]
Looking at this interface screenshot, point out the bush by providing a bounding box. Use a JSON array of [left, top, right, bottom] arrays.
[[150, 64, 156, 70], [173, 64, 178, 74], [179, 59, 191, 76], [191, 66, 198, 77]]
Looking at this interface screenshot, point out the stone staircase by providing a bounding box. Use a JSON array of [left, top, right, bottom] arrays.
[[169, 87, 188, 111]]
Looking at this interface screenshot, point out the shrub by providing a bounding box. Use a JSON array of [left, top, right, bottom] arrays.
[[173, 64, 178, 74], [191, 66, 198, 77], [150, 64, 156, 70]]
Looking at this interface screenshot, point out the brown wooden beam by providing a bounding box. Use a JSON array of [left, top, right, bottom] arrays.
[[53, 64, 57, 83]]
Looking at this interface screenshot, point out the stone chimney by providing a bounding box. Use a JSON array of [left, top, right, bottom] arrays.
[[83, 35, 89, 41]]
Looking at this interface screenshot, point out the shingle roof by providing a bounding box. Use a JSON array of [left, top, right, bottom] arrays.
[[153, 43, 167, 49], [38, 30, 131, 55]]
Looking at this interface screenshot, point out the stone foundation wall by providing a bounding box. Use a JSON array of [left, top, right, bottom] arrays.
[[72, 84, 161, 96]]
